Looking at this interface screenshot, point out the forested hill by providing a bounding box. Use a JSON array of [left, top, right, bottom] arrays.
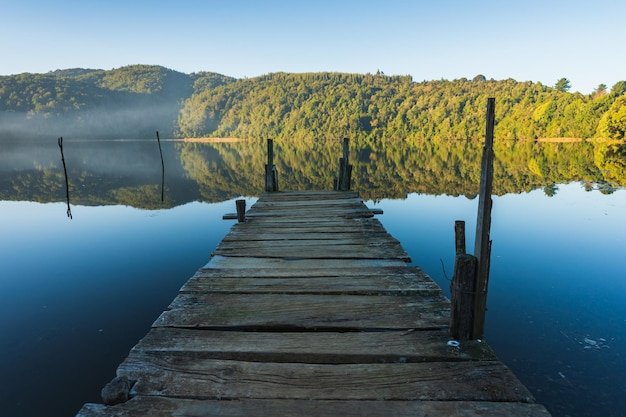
[[0, 65, 234, 140], [1, 64, 625, 141]]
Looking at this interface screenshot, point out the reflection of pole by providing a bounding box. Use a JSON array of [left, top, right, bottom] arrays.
[[472, 97, 495, 339], [265, 139, 278, 192], [156, 131, 165, 202], [58, 137, 72, 219], [334, 138, 352, 191]]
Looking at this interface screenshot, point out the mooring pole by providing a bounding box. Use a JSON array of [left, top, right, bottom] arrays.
[[450, 252, 478, 341], [156, 131, 165, 202], [472, 97, 496, 340], [450, 220, 478, 340], [57, 137, 72, 219]]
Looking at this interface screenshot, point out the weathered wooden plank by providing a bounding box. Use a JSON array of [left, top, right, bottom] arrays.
[[226, 225, 389, 236], [218, 233, 402, 248], [131, 328, 496, 363], [211, 248, 410, 261], [154, 293, 450, 330], [247, 195, 366, 207], [244, 201, 384, 216], [229, 221, 387, 230], [194, 265, 431, 278], [236, 217, 383, 227], [246, 204, 372, 216], [184, 266, 441, 296], [205, 255, 408, 269], [118, 356, 535, 403], [82, 397, 551, 417], [182, 275, 441, 296], [78, 397, 551, 417], [212, 243, 411, 261], [243, 210, 374, 219], [214, 239, 408, 257], [250, 198, 366, 208], [222, 230, 394, 241], [228, 226, 386, 236], [256, 191, 360, 200]]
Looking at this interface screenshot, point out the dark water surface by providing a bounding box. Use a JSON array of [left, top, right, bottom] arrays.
[[1, 139, 625, 417]]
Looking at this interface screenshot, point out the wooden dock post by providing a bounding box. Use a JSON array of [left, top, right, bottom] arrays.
[[235, 199, 246, 222], [334, 137, 352, 191], [450, 253, 478, 341], [472, 97, 495, 340], [450, 220, 478, 340], [265, 139, 278, 192], [450, 98, 495, 341], [156, 131, 165, 202], [57, 137, 73, 219]]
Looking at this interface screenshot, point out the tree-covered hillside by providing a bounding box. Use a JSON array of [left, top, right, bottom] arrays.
[[0, 65, 234, 139], [177, 72, 626, 142], [1, 65, 624, 141]]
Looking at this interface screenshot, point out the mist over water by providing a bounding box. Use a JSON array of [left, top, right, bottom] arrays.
[[0, 102, 181, 141]]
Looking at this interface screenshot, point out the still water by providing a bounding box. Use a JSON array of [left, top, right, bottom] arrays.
[[0, 139, 625, 417]]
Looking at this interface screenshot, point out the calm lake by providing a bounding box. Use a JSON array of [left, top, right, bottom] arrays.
[[1, 138, 625, 417]]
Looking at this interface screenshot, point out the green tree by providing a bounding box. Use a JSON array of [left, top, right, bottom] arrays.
[[611, 81, 626, 96], [597, 95, 626, 140], [555, 78, 571, 92]]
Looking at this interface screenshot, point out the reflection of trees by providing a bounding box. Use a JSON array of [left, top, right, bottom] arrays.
[[177, 138, 626, 202], [597, 182, 617, 195], [543, 184, 559, 197], [1, 138, 625, 208]]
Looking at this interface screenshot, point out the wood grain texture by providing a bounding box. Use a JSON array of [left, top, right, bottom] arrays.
[[118, 355, 534, 402], [182, 275, 442, 296], [131, 328, 497, 363], [78, 397, 552, 417], [154, 293, 450, 330]]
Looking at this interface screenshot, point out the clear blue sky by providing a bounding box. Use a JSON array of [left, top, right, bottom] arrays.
[[2, 0, 624, 94]]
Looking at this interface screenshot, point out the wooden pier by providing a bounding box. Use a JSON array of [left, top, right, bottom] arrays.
[[77, 191, 551, 417]]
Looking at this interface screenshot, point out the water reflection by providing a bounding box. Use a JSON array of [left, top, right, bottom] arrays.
[[1, 139, 625, 417], [1, 139, 625, 208]]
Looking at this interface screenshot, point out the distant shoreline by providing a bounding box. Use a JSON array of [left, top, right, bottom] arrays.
[[536, 137, 583, 143], [176, 137, 245, 143]]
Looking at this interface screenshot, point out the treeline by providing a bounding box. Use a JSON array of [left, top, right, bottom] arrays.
[[1, 65, 625, 141], [178, 72, 626, 142]]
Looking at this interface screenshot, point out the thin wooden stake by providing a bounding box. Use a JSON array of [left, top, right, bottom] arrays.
[[57, 137, 72, 219], [156, 131, 165, 202], [472, 97, 496, 339]]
